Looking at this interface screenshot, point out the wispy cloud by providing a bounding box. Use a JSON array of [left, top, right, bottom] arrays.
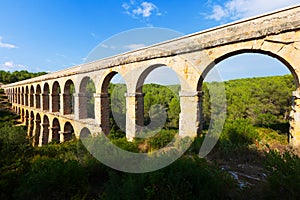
[[122, 1, 162, 19], [100, 43, 116, 49], [0, 36, 18, 49], [0, 61, 27, 71], [206, 0, 299, 21], [55, 53, 66, 57], [123, 43, 146, 50]]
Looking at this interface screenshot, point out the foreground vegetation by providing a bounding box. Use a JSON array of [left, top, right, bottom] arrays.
[[1, 73, 300, 199]]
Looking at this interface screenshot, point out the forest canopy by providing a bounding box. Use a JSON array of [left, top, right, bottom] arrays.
[[0, 70, 47, 84]]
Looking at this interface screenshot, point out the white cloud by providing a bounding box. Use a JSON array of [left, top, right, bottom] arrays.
[[122, 1, 162, 19], [123, 43, 146, 50], [207, 0, 300, 21], [0, 36, 18, 49], [0, 61, 27, 71]]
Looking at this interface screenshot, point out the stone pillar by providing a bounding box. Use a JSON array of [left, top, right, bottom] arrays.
[[95, 93, 110, 135], [125, 93, 144, 141], [74, 93, 87, 120], [289, 90, 300, 146], [179, 91, 200, 138], [59, 131, 65, 143], [42, 93, 49, 110]]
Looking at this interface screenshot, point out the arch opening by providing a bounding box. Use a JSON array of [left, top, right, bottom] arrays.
[[25, 86, 29, 106], [28, 111, 34, 137], [80, 127, 91, 139], [52, 118, 60, 143], [36, 85, 41, 109], [63, 80, 75, 115], [79, 77, 95, 119], [43, 83, 50, 110], [42, 115, 50, 145], [197, 51, 297, 146], [63, 122, 74, 142], [35, 113, 41, 146], [101, 72, 127, 136], [29, 85, 34, 107], [136, 65, 181, 133], [52, 81, 61, 112]]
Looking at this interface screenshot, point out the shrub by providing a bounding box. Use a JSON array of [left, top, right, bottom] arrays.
[[102, 156, 237, 200], [264, 150, 300, 200], [15, 156, 88, 200]]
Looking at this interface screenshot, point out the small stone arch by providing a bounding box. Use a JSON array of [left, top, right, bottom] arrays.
[[25, 86, 29, 106], [18, 87, 21, 104], [36, 84, 41, 108], [52, 81, 61, 112], [42, 115, 50, 145], [99, 71, 128, 135], [79, 76, 96, 119], [52, 118, 61, 143], [35, 113, 41, 146], [63, 122, 74, 142], [43, 83, 50, 110], [80, 127, 91, 139], [29, 85, 34, 107], [63, 79, 75, 115], [25, 110, 29, 126], [21, 87, 24, 105], [28, 111, 35, 137]]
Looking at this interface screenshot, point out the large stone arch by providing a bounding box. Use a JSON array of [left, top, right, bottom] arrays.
[[197, 47, 300, 145], [95, 70, 128, 135], [198, 48, 299, 89]]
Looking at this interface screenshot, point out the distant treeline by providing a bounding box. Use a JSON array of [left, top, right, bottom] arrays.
[[0, 70, 47, 84]]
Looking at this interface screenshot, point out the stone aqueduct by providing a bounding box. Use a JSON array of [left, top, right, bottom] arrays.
[[3, 5, 300, 147]]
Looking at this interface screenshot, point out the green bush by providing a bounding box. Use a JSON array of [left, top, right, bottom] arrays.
[[102, 156, 237, 200], [15, 156, 88, 200], [264, 150, 300, 200], [220, 119, 259, 146]]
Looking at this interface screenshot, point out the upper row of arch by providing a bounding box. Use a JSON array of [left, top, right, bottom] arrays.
[[5, 49, 300, 94]]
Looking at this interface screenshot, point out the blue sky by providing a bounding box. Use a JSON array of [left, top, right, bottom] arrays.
[[0, 0, 299, 81]]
